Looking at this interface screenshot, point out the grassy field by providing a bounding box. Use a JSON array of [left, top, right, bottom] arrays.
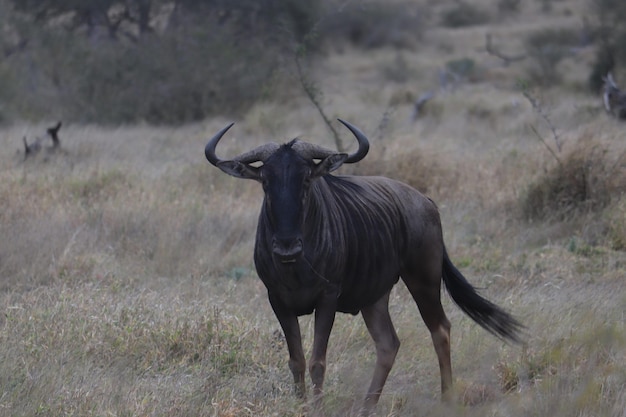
[[2, 1, 626, 416]]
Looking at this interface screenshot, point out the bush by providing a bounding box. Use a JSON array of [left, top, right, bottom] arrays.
[[174, 0, 322, 44], [524, 28, 580, 85], [446, 58, 476, 79], [0, 0, 428, 124], [1, 15, 283, 124], [440, 2, 490, 28], [318, 1, 424, 50], [498, 0, 521, 14], [344, 147, 457, 198], [521, 139, 626, 221]]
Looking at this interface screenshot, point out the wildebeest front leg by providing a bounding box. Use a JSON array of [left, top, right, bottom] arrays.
[[310, 294, 338, 402], [360, 291, 400, 414], [269, 294, 307, 398]]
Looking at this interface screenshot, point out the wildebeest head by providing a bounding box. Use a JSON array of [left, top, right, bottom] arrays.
[[205, 119, 369, 262]]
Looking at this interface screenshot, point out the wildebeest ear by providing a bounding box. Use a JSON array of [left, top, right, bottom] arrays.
[[216, 160, 261, 180], [313, 153, 349, 177]]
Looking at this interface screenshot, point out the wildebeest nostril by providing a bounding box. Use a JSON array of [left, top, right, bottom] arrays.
[[272, 237, 303, 261]]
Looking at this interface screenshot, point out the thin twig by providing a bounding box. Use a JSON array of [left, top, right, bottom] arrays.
[[485, 33, 527, 67], [528, 124, 563, 167], [410, 91, 435, 122], [290, 1, 356, 152], [294, 55, 344, 152], [523, 90, 563, 153]]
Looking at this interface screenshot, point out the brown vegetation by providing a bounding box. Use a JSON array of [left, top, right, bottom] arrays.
[[2, 0, 626, 416]]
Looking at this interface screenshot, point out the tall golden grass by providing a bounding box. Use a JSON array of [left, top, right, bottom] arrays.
[[2, 1, 626, 415]]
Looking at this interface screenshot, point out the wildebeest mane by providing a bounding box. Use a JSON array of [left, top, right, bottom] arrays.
[[256, 173, 408, 314]]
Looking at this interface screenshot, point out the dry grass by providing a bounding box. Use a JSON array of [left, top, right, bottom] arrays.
[[520, 130, 626, 221], [2, 1, 626, 416]]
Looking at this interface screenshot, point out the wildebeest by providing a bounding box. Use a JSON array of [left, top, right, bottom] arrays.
[[23, 121, 63, 160], [205, 119, 522, 414]]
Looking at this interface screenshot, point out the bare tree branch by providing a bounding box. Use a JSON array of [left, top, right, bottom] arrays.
[[485, 33, 526, 67], [294, 54, 344, 152], [521, 88, 563, 166], [410, 91, 435, 122], [528, 124, 562, 167]]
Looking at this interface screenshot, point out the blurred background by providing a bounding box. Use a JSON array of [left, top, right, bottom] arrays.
[[0, 0, 623, 125], [2, 1, 626, 416]]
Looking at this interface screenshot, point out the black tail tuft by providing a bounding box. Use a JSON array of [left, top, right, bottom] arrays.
[[442, 247, 524, 344]]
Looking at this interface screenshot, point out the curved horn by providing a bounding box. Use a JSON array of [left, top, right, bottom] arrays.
[[233, 143, 280, 164], [291, 141, 337, 160], [205, 122, 234, 166], [205, 123, 280, 166], [337, 119, 370, 163]]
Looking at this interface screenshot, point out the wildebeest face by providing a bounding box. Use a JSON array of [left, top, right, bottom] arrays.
[[261, 146, 310, 262], [261, 145, 346, 262], [216, 142, 346, 262], [205, 120, 365, 262]]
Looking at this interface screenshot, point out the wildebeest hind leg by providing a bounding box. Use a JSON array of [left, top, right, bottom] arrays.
[[360, 291, 400, 414], [401, 274, 453, 400]]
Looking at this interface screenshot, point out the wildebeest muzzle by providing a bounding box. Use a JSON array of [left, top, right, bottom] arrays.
[[272, 236, 303, 263]]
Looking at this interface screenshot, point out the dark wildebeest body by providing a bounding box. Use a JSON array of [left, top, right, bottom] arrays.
[[256, 173, 438, 316], [205, 120, 522, 414]]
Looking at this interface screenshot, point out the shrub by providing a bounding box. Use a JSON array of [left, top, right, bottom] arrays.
[[0, 0, 428, 124], [498, 0, 521, 15], [344, 147, 456, 198], [0, 16, 282, 125], [446, 57, 476, 79], [524, 28, 580, 85], [440, 2, 490, 28], [318, 1, 424, 49], [381, 53, 416, 83], [174, 0, 322, 44], [521, 139, 626, 221]]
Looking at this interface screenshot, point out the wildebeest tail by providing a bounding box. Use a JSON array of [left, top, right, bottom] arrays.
[[442, 246, 523, 344]]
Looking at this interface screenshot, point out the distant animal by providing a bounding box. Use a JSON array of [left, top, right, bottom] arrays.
[[602, 73, 626, 120], [23, 121, 63, 160], [204, 119, 523, 414], [47, 121, 62, 148], [22, 135, 43, 159]]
